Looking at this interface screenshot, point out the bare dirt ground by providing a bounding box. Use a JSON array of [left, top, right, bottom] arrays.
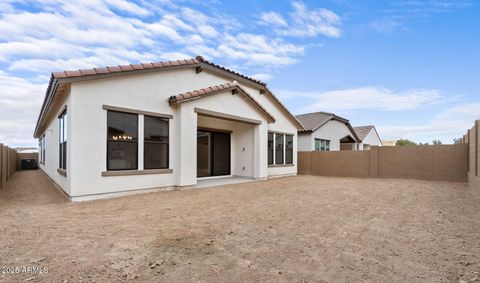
[[1, 170, 479, 282]]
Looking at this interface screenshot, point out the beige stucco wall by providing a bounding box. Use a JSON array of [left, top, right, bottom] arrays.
[[358, 129, 382, 150], [38, 94, 71, 195]]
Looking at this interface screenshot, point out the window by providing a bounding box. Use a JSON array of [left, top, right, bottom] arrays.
[[42, 135, 45, 163], [275, 133, 284, 164], [144, 115, 169, 169], [285, 135, 293, 164], [39, 135, 45, 163], [58, 110, 67, 170], [107, 111, 138, 171], [38, 138, 42, 163], [267, 132, 274, 165], [268, 132, 294, 166], [315, 139, 330, 151]]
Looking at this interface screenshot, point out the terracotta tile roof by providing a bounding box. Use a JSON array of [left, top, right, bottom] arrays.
[[34, 56, 302, 138], [295, 111, 348, 132], [169, 81, 275, 123], [353, 125, 375, 141], [51, 56, 267, 86]]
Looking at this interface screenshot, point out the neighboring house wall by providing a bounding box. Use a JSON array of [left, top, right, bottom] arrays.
[[358, 129, 382, 150], [37, 67, 298, 199], [298, 120, 355, 151], [298, 134, 311, 152]]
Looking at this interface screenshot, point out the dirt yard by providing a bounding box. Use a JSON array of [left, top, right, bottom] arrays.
[[1, 171, 479, 282]]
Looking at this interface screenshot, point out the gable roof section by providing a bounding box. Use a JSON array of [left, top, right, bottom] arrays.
[[34, 56, 301, 138], [354, 125, 383, 145], [169, 81, 276, 123], [295, 111, 360, 142], [353, 125, 374, 141]]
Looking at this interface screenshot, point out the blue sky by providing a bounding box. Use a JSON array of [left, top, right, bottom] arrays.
[[0, 0, 479, 147]]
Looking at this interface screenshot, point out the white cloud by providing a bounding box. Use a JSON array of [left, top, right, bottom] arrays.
[[378, 102, 480, 143], [259, 1, 342, 38], [278, 86, 444, 112], [259, 11, 288, 27], [369, 1, 473, 34], [0, 71, 46, 146], [250, 73, 273, 82], [0, 0, 313, 146]]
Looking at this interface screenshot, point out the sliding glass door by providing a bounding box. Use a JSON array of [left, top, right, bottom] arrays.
[[197, 130, 230, 177]]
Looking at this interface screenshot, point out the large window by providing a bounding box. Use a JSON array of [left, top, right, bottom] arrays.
[[144, 115, 169, 169], [39, 134, 45, 164], [107, 111, 138, 171], [269, 132, 294, 165], [268, 132, 274, 165], [58, 110, 67, 170], [285, 135, 293, 164], [275, 134, 284, 165], [315, 138, 330, 151]]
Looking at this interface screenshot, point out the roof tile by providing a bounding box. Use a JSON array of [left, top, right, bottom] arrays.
[[79, 69, 96, 76], [119, 65, 133, 71], [53, 71, 67, 79], [107, 66, 122, 72], [131, 64, 144, 70], [94, 67, 109, 74], [65, 70, 82, 77]]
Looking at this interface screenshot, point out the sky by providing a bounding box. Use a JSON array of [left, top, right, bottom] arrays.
[[0, 0, 479, 147]]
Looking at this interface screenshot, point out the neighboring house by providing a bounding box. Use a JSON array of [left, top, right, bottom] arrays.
[[353, 126, 383, 150], [295, 112, 359, 151], [382, 140, 397, 147], [34, 56, 302, 201]]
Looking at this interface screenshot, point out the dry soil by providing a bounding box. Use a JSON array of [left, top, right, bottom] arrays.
[[0, 170, 479, 282]]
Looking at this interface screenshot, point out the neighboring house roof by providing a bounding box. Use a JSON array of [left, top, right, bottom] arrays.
[[34, 56, 302, 138], [353, 125, 374, 141], [353, 125, 383, 145], [382, 140, 397, 146], [295, 111, 360, 142], [168, 81, 276, 123], [15, 147, 38, 153]]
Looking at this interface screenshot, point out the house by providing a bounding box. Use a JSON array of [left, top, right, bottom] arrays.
[[34, 56, 302, 201], [382, 140, 397, 147], [353, 125, 383, 150], [295, 112, 359, 151]]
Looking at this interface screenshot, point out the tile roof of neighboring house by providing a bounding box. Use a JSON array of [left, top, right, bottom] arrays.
[[295, 111, 360, 141], [295, 111, 348, 132], [168, 81, 276, 123], [34, 56, 302, 138], [353, 125, 375, 141]]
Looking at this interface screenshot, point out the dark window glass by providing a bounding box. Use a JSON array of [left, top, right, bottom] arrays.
[[268, 132, 274, 165], [285, 135, 293, 164], [42, 135, 45, 163], [58, 110, 67, 170], [315, 139, 330, 151], [315, 138, 320, 151], [144, 116, 169, 169], [275, 134, 284, 164], [107, 111, 138, 170]]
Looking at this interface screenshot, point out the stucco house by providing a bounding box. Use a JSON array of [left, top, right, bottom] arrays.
[[34, 56, 302, 201], [353, 125, 383, 150], [296, 112, 359, 151]]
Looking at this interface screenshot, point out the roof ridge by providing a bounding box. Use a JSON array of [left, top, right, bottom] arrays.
[[295, 111, 334, 117], [52, 55, 266, 87]]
